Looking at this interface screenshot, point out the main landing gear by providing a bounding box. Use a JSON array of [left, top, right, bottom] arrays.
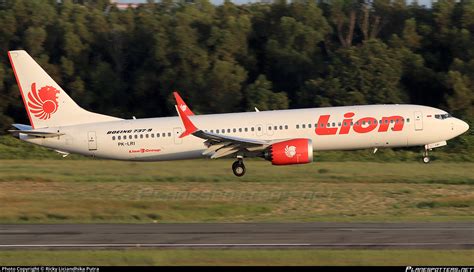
[[232, 158, 246, 177], [422, 146, 431, 164]]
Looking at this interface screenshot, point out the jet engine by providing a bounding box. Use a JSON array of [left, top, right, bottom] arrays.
[[264, 138, 313, 165]]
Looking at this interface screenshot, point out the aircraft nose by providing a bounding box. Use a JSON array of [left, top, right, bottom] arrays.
[[460, 120, 470, 134]]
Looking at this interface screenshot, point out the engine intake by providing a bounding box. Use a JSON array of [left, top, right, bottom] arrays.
[[264, 138, 313, 165]]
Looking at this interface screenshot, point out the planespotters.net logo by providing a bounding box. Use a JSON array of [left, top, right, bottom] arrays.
[[406, 267, 474, 272], [27, 83, 60, 120]]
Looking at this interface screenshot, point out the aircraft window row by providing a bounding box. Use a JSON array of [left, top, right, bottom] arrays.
[[435, 114, 452, 120], [268, 125, 289, 131], [112, 132, 171, 141], [296, 118, 410, 129], [204, 125, 289, 134]]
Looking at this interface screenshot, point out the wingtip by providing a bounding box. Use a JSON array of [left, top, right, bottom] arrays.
[[176, 100, 198, 138], [172, 91, 195, 116]]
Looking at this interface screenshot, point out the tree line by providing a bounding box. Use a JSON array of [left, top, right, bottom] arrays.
[[0, 0, 473, 133]]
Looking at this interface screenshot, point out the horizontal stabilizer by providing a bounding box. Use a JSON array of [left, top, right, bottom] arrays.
[[8, 130, 64, 138], [12, 123, 32, 131]]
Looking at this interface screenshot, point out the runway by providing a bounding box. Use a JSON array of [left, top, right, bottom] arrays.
[[0, 223, 472, 249]]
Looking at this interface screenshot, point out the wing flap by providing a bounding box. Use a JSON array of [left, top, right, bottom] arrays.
[[210, 145, 239, 159]]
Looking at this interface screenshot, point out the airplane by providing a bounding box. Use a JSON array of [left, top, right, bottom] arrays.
[[7, 50, 470, 177]]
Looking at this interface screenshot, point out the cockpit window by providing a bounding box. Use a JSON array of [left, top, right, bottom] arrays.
[[435, 113, 452, 120]]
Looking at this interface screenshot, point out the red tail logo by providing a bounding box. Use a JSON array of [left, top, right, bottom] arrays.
[[27, 83, 60, 120]]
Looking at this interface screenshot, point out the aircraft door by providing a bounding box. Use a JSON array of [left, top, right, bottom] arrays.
[[88, 131, 97, 151], [414, 111, 423, 131], [173, 127, 183, 144]]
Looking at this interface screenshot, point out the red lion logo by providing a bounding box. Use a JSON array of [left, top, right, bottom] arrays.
[[27, 83, 60, 120]]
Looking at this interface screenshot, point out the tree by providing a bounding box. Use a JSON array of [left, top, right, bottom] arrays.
[[309, 40, 405, 106], [402, 18, 422, 49], [446, 70, 473, 117], [245, 75, 288, 111]]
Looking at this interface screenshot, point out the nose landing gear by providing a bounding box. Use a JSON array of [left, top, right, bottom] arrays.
[[232, 158, 246, 177]]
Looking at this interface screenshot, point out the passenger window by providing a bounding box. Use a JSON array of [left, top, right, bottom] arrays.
[[308, 124, 311, 128], [321, 123, 325, 128], [157, 133, 160, 138], [112, 136, 115, 140], [130, 135, 133, 139], [343, 122, 347, 126], [285, 125, 288, 129], [302, 124, 306, 129], [162, 133, 166, 137], [258, 127, 262, 131], [332, 122, 335, 127], [134, 135, 138, 139], [216, 129, 220, 133], [407, 118, 410, 122], [268, 126, 272, 130], [251, 127, 255, 132], [327, 123, 330, 127], [296, 125, 299, 129], [145, 134, 149, 138], [168, 132, 171, 137], [227, 129, 231, 133], [245, 128, 248, 132], [233, 128, 237, 133], [118, 136, 121, 140], [315, 123, 318, 128], [338, 122, 341, 127], [274, 126, 277, 130], [384, 120, 388, 124], [140, 134, 143, 139], [279, 125, 283, 130], [238, 128, 241, 132]]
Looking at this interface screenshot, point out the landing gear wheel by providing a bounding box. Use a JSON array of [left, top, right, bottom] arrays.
[[422, 146, 431, 164], [232, 160, 246, 177], [423, 156, 430, 164]]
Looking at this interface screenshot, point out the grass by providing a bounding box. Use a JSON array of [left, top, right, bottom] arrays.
[[0, 249, 473, 266], [0, 159, 473, 223]]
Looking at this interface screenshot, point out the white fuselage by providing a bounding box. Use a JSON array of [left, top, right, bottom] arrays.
[[20, 104, 468, 161]]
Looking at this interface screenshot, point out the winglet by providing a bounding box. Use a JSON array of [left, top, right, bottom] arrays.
[[173, 91, 195, 116], [176, 101, 198, 138]]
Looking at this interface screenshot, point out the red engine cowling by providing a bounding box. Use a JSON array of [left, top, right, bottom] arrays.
[[264, 138, 313, 165]]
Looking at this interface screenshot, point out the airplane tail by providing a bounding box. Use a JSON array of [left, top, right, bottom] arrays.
[[8, 50, 121, 129]]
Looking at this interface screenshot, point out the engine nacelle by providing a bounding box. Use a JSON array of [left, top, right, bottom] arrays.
[[264, 138, 313, 165]]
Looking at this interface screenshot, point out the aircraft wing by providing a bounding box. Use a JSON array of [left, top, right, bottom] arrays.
[[191, 130, 272, 159], [173, 93, 271, 159]]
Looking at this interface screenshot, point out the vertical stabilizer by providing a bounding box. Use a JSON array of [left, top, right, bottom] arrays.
[[8, 50, 121, 128]]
